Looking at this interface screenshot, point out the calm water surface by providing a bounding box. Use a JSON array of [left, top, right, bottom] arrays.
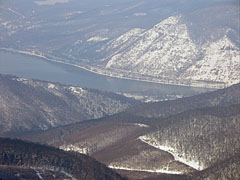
[[0, 50, 212, 96]]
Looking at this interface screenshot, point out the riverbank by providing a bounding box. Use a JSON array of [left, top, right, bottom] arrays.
[[0, 48, 220, 89]]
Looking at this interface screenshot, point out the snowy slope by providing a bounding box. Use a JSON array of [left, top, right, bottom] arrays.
[[100, 15, 240, 88], [181, 36, 240, 85]]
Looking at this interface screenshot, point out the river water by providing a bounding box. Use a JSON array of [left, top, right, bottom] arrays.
[[0, 50, 213, 97]]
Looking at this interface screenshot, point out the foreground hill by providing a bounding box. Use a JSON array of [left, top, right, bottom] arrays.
[[15, 83, 240, 179], [0, 74, 137, 134], [191, 152, 240, 180], [0, 137, 126, 180], [140, 104, 240, 170]]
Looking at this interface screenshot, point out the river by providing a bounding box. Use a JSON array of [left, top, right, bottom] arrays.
[[0, 50, 213, 98]]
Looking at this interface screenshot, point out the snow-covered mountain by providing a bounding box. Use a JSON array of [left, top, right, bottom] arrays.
[[99, 15, 239, 88]]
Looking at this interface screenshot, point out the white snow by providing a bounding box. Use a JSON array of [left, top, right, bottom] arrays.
[[35, 0, 70, 6], [133, 123, 149, 128], [32, 167, 77, 180], [108, 165, 182, 175], [181, 36, 240, 86], [105, 15, 200, 79], [60, 144, 88, 154], [7, 8, 25, 19], [34, 170, 43, 180], [15, 78, 28, 82], [48, 83, 56, 89], [68, 86, 85, 96], [38, 124, 48, 130], [139, 136, 205, 170], [87, 36, 108, 42], [100, 15, 239, 88], [59, 170, 77, 180]]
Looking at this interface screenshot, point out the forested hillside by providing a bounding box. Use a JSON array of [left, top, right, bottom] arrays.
[[0, 74, 137, 134], [0, 137, 126, 180], [127, 83, 240, 118], [2, 76, 239, 180], [140, 104, 240, 170]]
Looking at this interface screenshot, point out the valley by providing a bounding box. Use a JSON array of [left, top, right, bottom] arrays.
[[2, 75, 238, 179], [0, 74, 239, 179], [0, 0, 239, 179]]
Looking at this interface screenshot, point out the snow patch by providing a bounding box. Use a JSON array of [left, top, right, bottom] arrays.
[[87, 36, 108, 42], [134, 123, 149, 128], [48, 83, 56, 89], [68, 86, 85, 96], [34, 170, 43, 180], [38, 124, 48, 130], [108, 165, 182, 175], [60, 144, 88, 154], [35, 0, 69, 6], [7, 8, 25, 19], [15, 78, 28, 82], [139, 136, 204, 170]]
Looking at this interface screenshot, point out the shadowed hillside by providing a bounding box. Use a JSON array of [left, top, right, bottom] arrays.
[[0, 137, 127, 180]]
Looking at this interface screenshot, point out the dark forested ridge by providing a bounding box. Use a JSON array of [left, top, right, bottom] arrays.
[[0, 74, 137, 135], [0, 137, 127, 180], [126, 83, 240, 118]]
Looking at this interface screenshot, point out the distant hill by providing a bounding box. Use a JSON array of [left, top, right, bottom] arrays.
[[126, 83, 240, 119], [0, 74, 137, 135], [1, 0, 239, 88], [0, 137, 126, 180]]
